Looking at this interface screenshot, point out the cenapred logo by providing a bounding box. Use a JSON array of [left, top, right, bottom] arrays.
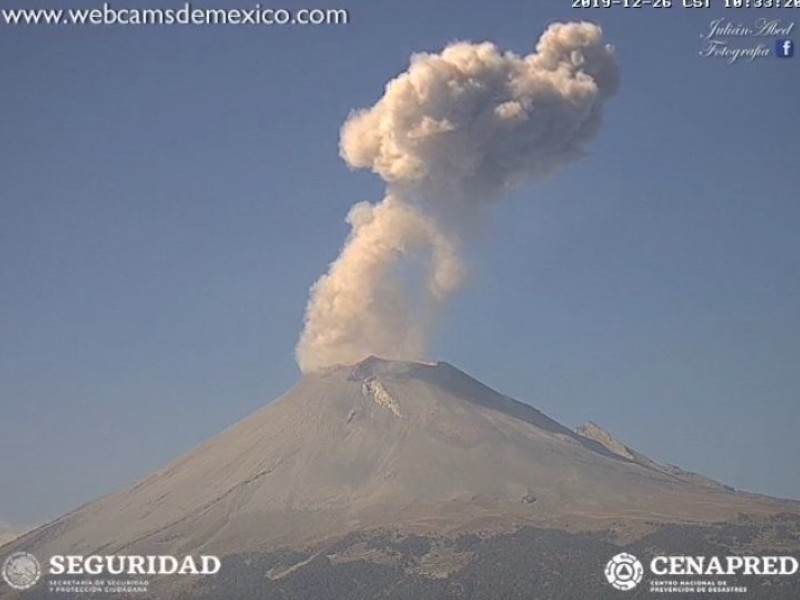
[[605, 552, 644, 591], [2, 552, 42, 590], [604, 552, 799, 593]]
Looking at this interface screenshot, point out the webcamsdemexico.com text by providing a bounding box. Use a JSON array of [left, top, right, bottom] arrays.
[[2, 3, 350, 27]]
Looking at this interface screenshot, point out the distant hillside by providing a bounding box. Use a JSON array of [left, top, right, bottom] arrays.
[[0, 521, 19, 546]]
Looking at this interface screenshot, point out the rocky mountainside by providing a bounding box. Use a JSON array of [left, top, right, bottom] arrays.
[[574, 421, 734, 491], [4, 357, 799, 599]]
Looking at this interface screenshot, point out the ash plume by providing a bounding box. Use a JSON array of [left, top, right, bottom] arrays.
[[296, 21, 619, 373]]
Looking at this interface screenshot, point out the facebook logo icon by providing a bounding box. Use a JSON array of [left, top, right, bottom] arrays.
[[776, 39, 794, 58]]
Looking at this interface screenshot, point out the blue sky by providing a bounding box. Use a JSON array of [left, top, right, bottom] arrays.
[[1, 1, 798, 527]]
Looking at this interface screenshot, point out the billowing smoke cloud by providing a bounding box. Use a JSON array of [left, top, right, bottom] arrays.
[[296, 21, 619, 373]]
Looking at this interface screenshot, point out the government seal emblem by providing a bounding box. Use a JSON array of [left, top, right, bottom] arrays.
[[2, 552, 41, 590]]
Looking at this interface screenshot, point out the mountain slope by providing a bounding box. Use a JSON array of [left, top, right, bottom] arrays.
[[9, 357, 796, 567], [575, 420, 735, 491], [0, 521, 19, 547]]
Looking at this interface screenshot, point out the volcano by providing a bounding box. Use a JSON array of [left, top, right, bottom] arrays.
[[4, 358, 800, 599]]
